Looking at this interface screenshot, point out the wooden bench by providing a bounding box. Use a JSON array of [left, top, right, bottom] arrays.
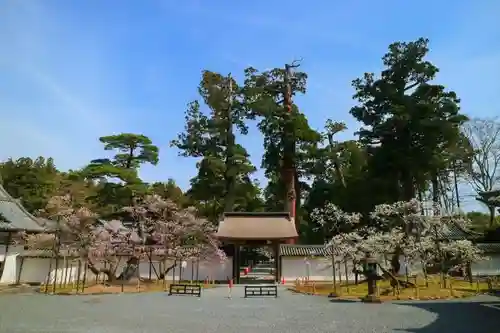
[[244, 285, 278, 298], [168, 284, 201, 297]]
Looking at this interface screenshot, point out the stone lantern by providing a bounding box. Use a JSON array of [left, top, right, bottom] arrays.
[[361, 252, 381, 303]]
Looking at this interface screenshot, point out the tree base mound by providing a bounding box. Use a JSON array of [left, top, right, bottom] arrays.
[[41, 282, 168, 295], [290, 276, 490, 302]]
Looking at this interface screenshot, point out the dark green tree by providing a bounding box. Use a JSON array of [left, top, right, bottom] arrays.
[[303, 122, 373, 243], [150, 179, 186, 206], [172, 71, 261, 222], [350, 38, 468, 205], [98, 133, 159, 169], [243, 65, 321, 227], [83, 133, 159, 215], [0, 157, 59, 213]]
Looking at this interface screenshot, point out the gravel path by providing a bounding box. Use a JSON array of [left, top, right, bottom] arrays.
[[0, 286, 499, 332]]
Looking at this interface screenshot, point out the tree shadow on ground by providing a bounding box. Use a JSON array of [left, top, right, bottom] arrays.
[[394, 298, 500, 333]]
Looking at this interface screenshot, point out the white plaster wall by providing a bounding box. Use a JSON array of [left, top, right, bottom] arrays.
[[196, 257, 233, 281], [281, 256, 424, 282], [394, 256, 423, 276], [1, 251, 233, 284], [471, 255, 500, 276], [0, 245, 24, 284], [281, 257, 357, 282], [137, 257, 232, 282]]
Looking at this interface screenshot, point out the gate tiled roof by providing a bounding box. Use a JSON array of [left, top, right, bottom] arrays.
[[216, 212, 298, 240], [280, 244, 338, 257]]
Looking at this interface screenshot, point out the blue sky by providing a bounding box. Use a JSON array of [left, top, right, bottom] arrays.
[[1, 0, 499, 211]]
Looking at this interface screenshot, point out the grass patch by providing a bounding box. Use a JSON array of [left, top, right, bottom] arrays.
[[291, 276, 494, 301], [40, 280, 216, 295]]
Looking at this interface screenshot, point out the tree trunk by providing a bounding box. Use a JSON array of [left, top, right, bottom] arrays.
[[488, 206, 496, 228], [87, 256, 140, 284], [158, 263, 177, 280], [452, 161, 461, 209], [331, 255, 336, 290], [294, 172, 301, 227], [400, 168, 415, 201], [87, 260, 117, 283], [418, 190, 425, 215], [431, 173, 440, 212], [391, 249, 401, 275], [431, 173, 446, 287], [224, 77, 236, 213]]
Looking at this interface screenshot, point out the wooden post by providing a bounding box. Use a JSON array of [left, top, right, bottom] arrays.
[[148, 249, 152, 281], [162, 259, 167, 290], [52, 224, 61, 293], [344, 260, 349, 290], [63, 257, 69, 288], [75, 260, 81, 293], [158, 260, 162, 284], [274, 242, 281, 283], [196, 258, 200, 282], [172, 260, 176, 283], [354, 260, 358, 285], [81, 260, 87, 293], [45, 256, 53, 294], [191, 259, 194, 281], [337, 262, 342, 286], [137, 257, 141, 291], [331, 250, 337, 291], [404, 256, 409, 282], [179, 259, 183, 283], [52, 255, 60, 293]]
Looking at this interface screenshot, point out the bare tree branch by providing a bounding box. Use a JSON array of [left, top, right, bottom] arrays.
[[461, 117, 500, 194]]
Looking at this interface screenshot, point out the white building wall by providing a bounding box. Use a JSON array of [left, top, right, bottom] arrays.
[[471, 254, 500, 276], [281, 255, 427, 282], [281, 257, 357, 282], [0, 245, 23, 284], [4, 248, 498, 285], [1, 247, 233, 285]]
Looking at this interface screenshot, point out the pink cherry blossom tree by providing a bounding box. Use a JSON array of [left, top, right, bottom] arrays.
[[24, 194, 225, 284], [124, 194, 225, 279]]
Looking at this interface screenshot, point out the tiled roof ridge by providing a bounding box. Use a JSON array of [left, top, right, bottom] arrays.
[[281, 244, 325, 247], [452, 220, 482, 237], [443, 217, 482, 239]]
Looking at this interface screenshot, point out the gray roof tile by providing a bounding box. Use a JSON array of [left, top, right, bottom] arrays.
[[0, 184, 44, 232], [477, 243, 500, 253], [280, 244, 336, 257], [438, 220, 482, 240]]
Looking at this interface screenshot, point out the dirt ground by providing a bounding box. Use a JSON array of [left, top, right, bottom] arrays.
[[44, 280, 210, 295]]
